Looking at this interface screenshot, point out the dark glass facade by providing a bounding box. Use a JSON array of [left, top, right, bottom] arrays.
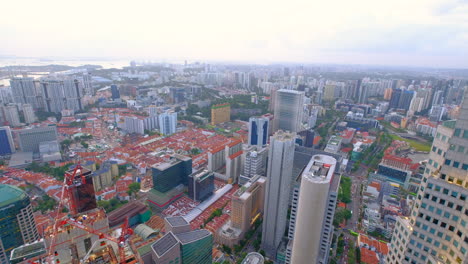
[[111, 84, 120, 99], [377, 164, 409, 184], [152, 156, 192, 193], [180, 234, 212, 264], [0, 185, 38, 263], [188, 171, 214, 202], [0, 129, 13, 155], [68, 168, 97, 214]]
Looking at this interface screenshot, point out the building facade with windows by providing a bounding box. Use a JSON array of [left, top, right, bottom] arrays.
[[387, 88, 468, 264]]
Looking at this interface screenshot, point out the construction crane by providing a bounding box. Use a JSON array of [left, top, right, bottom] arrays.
[[56, 216, 134, 263], [45, 164, 138, 264]]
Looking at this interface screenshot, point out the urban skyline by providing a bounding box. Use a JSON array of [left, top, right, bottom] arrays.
[[1, 1, 468, 263], [1, 0, 468, 68]]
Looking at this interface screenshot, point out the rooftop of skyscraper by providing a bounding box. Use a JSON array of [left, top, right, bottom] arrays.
[[0, 184, 28, 207], [303, 155, 337, 183]]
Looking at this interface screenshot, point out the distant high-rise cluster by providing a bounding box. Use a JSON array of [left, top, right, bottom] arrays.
[[9, 75, 91, 114]]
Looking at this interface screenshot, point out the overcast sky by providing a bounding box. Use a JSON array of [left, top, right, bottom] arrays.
[[1, 0, 468, 68]]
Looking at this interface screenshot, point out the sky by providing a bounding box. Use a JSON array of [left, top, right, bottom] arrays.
[[1, 0, 468, 68]]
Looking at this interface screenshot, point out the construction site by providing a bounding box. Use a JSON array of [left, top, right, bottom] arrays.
[[26, 165, 142, 264]]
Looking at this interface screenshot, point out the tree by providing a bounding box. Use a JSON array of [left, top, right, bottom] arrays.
[[60, 139, 72, 149], [34, 195, 57, 213], [81, 141, 89, 149], [127, 182, 141, 196], [221, 245, 232, 255], [259, 249, 266, 256]]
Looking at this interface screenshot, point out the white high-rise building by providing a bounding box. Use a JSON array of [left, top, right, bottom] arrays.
[[274, 89, 304, 133], [3, 105, 21, 127], [124, 116, 144, 135], [287, 154, 340, 264], [262, 131, 296, 257], [143, 115, 159, 131], [248, 116, 269, 146], [148, 105, 158, 116], [22, 104, 36, 124], [240, 146, 268, 185], [387, 87, 468, 264], [158, 111, 177, 135]]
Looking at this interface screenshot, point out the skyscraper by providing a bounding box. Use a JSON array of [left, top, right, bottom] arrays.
[[0, 126, 15, 156], [287, 155, 340, 264], [17, 125, 58, 153], [387, 87, 468, 264], [0, 184, 40, 263], [40, 79, 84, 113], [3, 105, 21, 127], [10, 77, 42, 109], [248, 116, 269, 146], [398, 90, 415, 111], [158, 111, 177, 135], [262, 131, 296, 257], [110, 84, 120, 99], [389, 89, 402, 109], [274, 89, 304, 133]]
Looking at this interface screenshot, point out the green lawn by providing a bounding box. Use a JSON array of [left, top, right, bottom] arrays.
[[389, 134, 431, 152]]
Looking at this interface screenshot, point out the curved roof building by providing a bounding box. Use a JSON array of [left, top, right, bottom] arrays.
[[0, 184, 39, 263]]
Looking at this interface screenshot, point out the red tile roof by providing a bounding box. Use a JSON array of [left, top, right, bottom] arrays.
[[360, 248, 379, 264]]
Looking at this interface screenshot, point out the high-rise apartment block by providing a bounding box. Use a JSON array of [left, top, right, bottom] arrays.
[[17, 125, 58, 153], [287, 155, 340, 264], [273, 90, 304, 133], [262, 131, 296, 257], [40, 79, 84, 113], [0, 184, 40, 263], [124, 116, 145, 135], [22, 104, 36, 124], [10, 77, 42, 109], [211, 103, 230, 125], [387, 87, 468, 264], [3, 105, 21, 127], [248, 116, 269, 146], [0, 126, 15, 156], [158, 111, 177, 135]]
